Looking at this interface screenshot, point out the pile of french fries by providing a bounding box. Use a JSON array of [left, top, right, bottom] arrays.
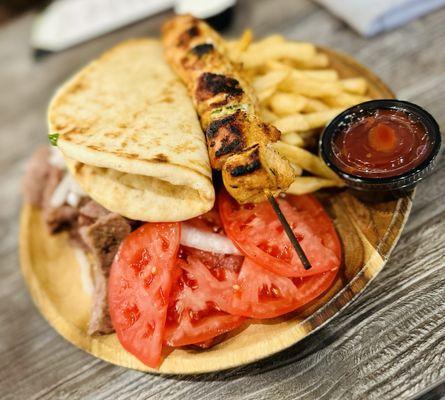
[[227, 31, 373, 194]]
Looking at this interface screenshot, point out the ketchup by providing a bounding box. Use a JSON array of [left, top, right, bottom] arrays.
[[331, 109, 432, 178]]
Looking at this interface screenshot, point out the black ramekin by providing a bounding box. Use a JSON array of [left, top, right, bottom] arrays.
[[319, 99, 442, 192]]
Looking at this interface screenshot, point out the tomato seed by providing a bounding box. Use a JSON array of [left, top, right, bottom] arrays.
[[130, 262, 142, 275], [141, 248, 151, 263], [160, 236, 169, 251], [270, 285, 281, 298], [144, 275, 154, 289], [142, 321, 155, 338], [157, 288, 166, 306], [122, 304, 140, 328]]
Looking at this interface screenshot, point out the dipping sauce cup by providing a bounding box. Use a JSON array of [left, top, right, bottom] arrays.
[[320, 100, 441, 192]]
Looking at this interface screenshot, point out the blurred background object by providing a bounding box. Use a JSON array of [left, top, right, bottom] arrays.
[[31, 0, 236, 53], [5, 0, 443, 53], [315, 0, 445, 36], [31, 0, 174, 52], [174, 0, 236, 30], [0, 0, 46, 24]]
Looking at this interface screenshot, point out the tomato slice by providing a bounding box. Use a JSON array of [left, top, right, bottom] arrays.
[[286, 194, 342, 260], [164, 257, 244, 347], [219, 191, 341, 277], [228, 258, 338, 319], [108, 223, 180, 368], [174, 248, 337, 320]]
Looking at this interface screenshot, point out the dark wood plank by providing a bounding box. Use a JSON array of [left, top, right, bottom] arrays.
[[1, 0, 445, 399]]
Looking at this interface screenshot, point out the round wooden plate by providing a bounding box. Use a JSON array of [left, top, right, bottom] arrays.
[[20, 46, 413, 374]]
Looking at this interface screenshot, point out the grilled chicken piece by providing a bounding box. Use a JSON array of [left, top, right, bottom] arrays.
[[205, 110, 280, 169], [222, 143, 295, 203], [162, 15, 295, 203]]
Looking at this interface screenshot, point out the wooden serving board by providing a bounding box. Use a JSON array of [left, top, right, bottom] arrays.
[[19, 47, 413, 375]]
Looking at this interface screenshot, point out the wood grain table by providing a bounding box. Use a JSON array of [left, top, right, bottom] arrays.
[[1, 1, 444, 399]]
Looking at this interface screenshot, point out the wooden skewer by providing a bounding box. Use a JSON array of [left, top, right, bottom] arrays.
[[267, 194, 312, 270]]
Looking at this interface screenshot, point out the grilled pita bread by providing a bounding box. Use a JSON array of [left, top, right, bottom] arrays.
[[48, 39, 214, 222]]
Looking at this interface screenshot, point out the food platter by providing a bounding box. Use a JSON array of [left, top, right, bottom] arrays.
[[20, 45, 413, 374]]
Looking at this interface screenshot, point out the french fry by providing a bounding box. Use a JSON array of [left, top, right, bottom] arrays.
[[281, 132, 304, 147], [298, 129, 320, 139], [237, 29, 253, 52], [257, 87, 277, 103], [228, 29, 253, 62], [239, 34, 372, 195], [300, 69, 339, 81], [275, 108, 344, 132], [240, 41, 317, 69], [287, 177, 344, 195], [301, 97, 330, 113], [279, 76, 342, 98], [324, 92, 371, 108], [274, 114, 310, 133], [265, 60, 293, 71], [290, 162, 303, 176], [273, 141, 341, 181], [252, 71, 289, 93], [303, 108, 345, 129], [269, 92, 306, 115], [340, 78, 368, 95], [293, 53, 329, 68], [260, 108, 279, 123], [266, 61, 339, 81]]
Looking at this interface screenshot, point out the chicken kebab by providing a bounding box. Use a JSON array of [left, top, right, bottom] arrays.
[[162, 15, 312, 268], [162, 15, 295, 204]]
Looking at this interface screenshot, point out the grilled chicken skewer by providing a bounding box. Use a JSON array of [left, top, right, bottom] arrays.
[[162, 15, 311, 269], [162, 15, 295, 203]]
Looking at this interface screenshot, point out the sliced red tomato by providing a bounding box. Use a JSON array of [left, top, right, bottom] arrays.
[[108, 222, 180, 368], [174, 247, 337, 320], [228, 258, 338, 319], [219, 191, 341, 278], [164, 257, 244, 347], [286, 194, 342, 259]]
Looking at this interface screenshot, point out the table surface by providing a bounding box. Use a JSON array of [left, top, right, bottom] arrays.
[[1, 1, 445, 399]]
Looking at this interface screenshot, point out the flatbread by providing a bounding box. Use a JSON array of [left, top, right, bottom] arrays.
[[48, 39, 214, 221]]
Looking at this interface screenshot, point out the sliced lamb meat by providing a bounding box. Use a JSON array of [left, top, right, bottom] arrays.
[[78, 200, 111, 227], [80, 213, 131, 335], [23, 147, 136, 336], [45, 205, 79, 234], [67, 221, 90, 251], [88, 267, 113, 335], [22, 146, 52, 207], [80, 213, 131, 268]]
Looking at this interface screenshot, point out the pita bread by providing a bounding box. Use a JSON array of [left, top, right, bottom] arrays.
[[48, 39, 214, 221]]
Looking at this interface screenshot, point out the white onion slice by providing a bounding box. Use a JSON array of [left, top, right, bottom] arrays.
[[66, 191, 81, 207], [49, 173, 71, 208], [180, 223, 241, 255], [67, 174, 86, 197], [49, 146, 67, 169], [50, 172, 86, 208]]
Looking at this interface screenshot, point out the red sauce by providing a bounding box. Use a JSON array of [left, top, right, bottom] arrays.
[[331, 109, 432, 178]]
